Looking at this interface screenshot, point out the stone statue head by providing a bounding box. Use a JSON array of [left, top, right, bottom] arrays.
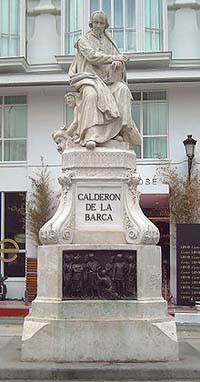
[[89, 11, 109, 35], [64, 92, 77, 109], [52, 127, 69, 154]]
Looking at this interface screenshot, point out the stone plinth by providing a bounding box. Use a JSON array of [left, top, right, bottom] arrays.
[[22, 147, 179, 362], [21, 244, 179, 362]]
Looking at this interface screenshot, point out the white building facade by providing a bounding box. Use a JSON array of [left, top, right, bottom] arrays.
[[0, 0, 200, 302]]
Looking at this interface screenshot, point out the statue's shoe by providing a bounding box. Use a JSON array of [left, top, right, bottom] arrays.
[[86, 140, 96, 150]]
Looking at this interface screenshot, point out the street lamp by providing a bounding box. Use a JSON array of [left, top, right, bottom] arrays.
[[183, 135, 197, 180]]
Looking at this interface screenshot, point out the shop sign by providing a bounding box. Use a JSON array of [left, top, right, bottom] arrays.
[[138, 175, 158, 186], [0, 239, 19, 263]]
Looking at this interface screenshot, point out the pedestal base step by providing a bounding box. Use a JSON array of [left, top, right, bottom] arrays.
[[2, 335, 200, 381], [22, 315, 179, 362]]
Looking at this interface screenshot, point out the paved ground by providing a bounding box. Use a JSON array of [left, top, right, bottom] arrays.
[[0, 318, 200, 381]]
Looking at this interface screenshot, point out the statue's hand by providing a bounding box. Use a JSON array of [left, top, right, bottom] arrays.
[[114, 54, 129, 62], [112, 61, 123, 70]]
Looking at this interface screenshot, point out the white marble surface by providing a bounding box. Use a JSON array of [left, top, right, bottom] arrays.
[[76, 184, 123, 229], [39, 148, 159, 246], [22, 316, 179, 362], [22, 244, 179, 362]]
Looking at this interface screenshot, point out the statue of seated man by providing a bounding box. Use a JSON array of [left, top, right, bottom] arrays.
[[68, 10, 141, 150]]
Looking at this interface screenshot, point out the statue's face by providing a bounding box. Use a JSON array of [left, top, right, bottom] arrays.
[[55, 136, 66, 153], [66, 95, 76, 108], [92, 14, 106, 36]]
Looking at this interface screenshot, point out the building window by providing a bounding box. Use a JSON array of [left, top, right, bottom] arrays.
[[64, 0, 83, 55], [0, 96, 27, 162], [144, 0, 163, 51], [0, 192, 26, 278], [90, 0, 136, 52], [132, 91, 168, 159], [0, 0, 25, 57], [63, 0, 166, 54]]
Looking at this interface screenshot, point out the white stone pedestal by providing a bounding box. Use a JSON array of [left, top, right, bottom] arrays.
[[22, 244, 179, 362], [22, 147, 179, 362]]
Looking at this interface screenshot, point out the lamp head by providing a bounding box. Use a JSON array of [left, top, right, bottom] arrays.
[[183, 134, 197, 159]]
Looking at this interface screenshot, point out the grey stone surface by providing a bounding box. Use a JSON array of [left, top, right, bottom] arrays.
[[176, 312, 200, 324], [0, 320, 200, 380]]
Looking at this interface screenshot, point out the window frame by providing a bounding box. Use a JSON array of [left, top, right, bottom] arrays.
[[91, 0, 137, 52], [61, 0, 90, 56], [19, 0, 26, 57], [61, 0, 168, 55], [0, 95, 27, 163], [132, 90, 169, 161], [0, 0, 26, 58]]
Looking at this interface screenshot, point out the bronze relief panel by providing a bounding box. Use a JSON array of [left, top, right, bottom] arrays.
[[63, 250, 137, 300]]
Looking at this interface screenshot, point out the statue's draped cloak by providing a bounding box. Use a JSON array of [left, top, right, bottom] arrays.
[[69, 30, 141, 146]]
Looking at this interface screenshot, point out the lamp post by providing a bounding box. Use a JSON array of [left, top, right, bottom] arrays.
[[183, 135, 197, 180]]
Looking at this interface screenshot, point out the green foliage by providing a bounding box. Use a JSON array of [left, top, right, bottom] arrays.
[[27, 158, 56, 245], [157, 165, 200, 224]]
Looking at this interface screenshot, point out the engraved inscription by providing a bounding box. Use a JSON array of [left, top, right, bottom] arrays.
[[76, 186, 122, 228]]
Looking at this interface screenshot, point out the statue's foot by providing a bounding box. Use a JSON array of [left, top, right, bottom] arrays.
[[86, 140, 96, 150], [114, 135, 123, 141]]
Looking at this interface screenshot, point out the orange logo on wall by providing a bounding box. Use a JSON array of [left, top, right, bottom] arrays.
[[0, 239, 19, 263]]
